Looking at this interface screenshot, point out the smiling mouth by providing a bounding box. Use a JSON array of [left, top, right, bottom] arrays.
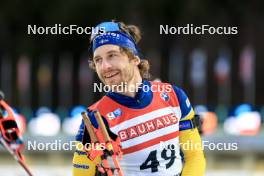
[[104, 72, 119, 79]]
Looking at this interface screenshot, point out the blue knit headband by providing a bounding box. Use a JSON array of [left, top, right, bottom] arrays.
[[91, 22, 139, 56]]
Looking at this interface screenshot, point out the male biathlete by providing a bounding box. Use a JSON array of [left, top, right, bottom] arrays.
[[72, 21, 206, 176]]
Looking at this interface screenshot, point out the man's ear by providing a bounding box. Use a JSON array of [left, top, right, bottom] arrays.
[[133, 56, 141, 66]]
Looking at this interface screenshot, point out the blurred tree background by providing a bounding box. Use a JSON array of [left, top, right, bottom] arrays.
[[1, 1, 264, 175], [0, 0, 263, 113]]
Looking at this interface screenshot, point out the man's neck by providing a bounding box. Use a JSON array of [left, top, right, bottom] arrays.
[[115, 76, 142, 98]]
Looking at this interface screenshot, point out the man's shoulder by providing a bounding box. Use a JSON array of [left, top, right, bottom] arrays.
[[149, 80, 172, 86]]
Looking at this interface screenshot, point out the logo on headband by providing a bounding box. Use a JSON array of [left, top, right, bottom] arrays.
[[92, 32, 139, 56], [99, 39, 109, 44], [94, 32, 121, 44], [95, 32, 120, 39]]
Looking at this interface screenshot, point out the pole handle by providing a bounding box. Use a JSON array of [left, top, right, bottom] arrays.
[[81, 112, 98, 143], [93, 110, 111, 142]]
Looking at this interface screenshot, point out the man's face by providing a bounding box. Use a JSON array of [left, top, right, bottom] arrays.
[[93, 45, 139, 87]]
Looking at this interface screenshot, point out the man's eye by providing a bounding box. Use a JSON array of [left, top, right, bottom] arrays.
[[109, 53, 117, 58], [94, 58, 101, 63]]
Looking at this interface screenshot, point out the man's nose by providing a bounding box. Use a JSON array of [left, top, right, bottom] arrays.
[[101, 59, 112, 71]]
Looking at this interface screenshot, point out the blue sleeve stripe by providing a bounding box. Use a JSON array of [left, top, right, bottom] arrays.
[[180, 109, 195, 121], [179, 119, 195, 131], [172, 85, 193, 119], [75, 120, 84, 141]]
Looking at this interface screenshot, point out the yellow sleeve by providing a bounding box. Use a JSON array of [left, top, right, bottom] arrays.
[[72, 141, 101, 176], [179, 110, 206, 176]]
